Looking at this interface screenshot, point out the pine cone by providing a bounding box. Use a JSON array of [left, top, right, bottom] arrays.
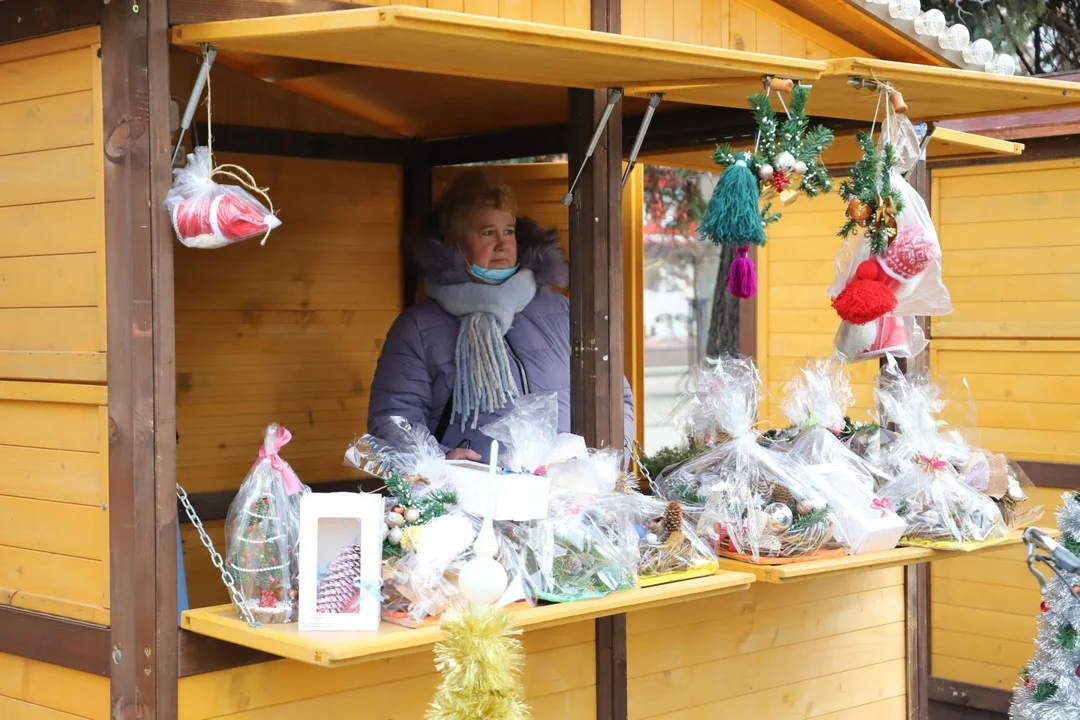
[[662, 501, 683, 536], [771, 483, 795, 508], [614, 474, 629, 495], [316, 544, 364, 614]]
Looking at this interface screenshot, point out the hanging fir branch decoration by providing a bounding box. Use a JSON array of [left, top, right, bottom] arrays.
[[837, 131, 905, 255], [701, 83, 834, 300]]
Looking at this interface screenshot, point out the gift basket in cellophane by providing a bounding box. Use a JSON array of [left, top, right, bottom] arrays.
[[664, 357, 848, 565], [346, 417, 531, 627], [873, 361, 1010, 551], [630, 494, 718, 586], [778, 358, 907, 554]]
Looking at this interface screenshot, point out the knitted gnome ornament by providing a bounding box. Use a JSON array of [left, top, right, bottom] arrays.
[[698, 158, 765, 299], [831, 224, 936, 325]]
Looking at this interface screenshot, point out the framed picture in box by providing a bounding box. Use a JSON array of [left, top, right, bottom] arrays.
[[299, 492, 383, 632]]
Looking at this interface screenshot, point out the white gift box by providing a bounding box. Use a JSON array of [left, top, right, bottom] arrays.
[[806, 462, 907, 555], [445, 460, 551, 521], [298, 492, 383, 632]]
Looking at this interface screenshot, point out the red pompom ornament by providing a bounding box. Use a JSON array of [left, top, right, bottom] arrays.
[[166, 147, 281, 250], [831, 275, 898, 325]]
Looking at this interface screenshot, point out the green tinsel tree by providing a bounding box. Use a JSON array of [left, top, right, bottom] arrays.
[[837, 131, 905, 255]]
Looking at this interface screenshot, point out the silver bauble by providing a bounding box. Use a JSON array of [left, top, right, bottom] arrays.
[[758, 163, 774, 180], [764, 502, 794, 532], [777, 151, 796, 172], [387, 511, 405, 527], [387, 526, 403, 545], [404, 507, 420, 522], [793, 160, 808, 175]]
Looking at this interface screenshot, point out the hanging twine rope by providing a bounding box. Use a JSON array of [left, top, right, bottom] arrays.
[[203, 67, 278, 246]]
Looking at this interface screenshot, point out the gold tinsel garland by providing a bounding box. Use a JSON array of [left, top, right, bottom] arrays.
[[427, 603, 531, 720]]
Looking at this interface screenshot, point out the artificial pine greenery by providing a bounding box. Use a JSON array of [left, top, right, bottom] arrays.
[[1056, 623, 1079, 650], [790, 505, 833, 533], [837, 131, 905, 255], [1033, 681, 1059, 702], [383, 472, 457, 559]]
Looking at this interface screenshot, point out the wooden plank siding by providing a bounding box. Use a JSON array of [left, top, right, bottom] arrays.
[[755, 183, 877, 426], [0, 29, 111, 626], [928, 157, 1080, 694], [0, 651, 109, 720], [177, 619, 597, 719], [622, 0, 866, 59], [626, 568, 907, 719]]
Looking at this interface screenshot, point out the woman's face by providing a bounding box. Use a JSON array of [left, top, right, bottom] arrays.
[[459, 206, 517, 269]]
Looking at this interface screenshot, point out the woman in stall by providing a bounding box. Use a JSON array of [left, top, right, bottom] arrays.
[[368, 170, 635, 463]]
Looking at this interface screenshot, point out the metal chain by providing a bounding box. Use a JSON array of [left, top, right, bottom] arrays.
[[176, 483, 262, 628], [630, 440, 656, 494]]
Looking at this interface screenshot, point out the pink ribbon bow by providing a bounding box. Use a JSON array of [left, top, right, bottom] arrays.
[[871, 497, 894, 517], [254, 426, 303, 495], [918, 455, 948, 474]]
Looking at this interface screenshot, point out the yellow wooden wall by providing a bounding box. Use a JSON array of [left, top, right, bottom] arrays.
[[928, 157, 1080, 690], [0, 28, 111, 626], [621, 0, 866, 58], [178, 619, 596, 719], [755, 183, 876, 426], [0, 651, 109, 720], [627, 569, 907, 718]]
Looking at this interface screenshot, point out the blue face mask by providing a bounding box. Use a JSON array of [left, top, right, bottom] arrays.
[[467, 263, 519, 284]]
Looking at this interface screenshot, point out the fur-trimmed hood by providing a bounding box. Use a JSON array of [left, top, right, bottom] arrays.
[[408, 215, 569, 289]]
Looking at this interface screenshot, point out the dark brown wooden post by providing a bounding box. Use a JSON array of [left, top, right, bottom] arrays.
[[102, 1, 168, 716], [401, 140, 431, 309], [569, 0, 626, 718], [900, 159, 932, 720]]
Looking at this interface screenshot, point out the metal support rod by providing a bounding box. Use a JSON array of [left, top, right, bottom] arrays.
[[171, 44, 217, 164], [621, 92, 663, 189], [562, 88, 623, 206]]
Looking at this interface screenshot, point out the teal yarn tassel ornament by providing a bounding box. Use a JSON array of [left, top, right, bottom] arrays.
[[698, 159, 765, 248]]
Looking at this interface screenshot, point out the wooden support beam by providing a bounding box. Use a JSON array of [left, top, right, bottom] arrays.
[[0, 606, 110, 677], [169, 0, 370, 25], [929, 677, 1012, 715], [401, 141, 431, 308], [1020, 461, 1080, 489], [102, 0, 160, 715], [191, 122, 408, 164], [0, 0, 101, 45], [178, 630, 276, 677]]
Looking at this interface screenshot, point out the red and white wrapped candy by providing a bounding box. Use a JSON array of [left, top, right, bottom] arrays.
[[166, 147, 281, 249]]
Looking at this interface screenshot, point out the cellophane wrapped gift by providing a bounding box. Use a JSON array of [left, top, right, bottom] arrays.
[[779, 357, 895, 492], [381, 511, 531, 628], [546, 448, 629, 497], [632, 496, 718, 585], [519, 494, 639, 602], [224, 424, 310, 624], [671, 357, 847, 564], [482, 393, 560, 475], [874, 364, 1008, 550], [955, 450, 1043, 530], [166, 147, 281, 249], [346, 415, 452, 486]]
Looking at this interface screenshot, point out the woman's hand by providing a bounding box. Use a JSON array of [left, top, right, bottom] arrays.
[[446, 448, 482, 461]]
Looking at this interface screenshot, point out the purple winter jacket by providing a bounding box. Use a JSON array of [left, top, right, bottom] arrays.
[[367, 216, 635, 463]]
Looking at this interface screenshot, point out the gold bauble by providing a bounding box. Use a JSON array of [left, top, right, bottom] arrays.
[[847, 197, 872, 225]]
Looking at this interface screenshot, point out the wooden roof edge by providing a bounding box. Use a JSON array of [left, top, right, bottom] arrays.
[[941, 107, 1080, 141], [769, 0, 961, 68]]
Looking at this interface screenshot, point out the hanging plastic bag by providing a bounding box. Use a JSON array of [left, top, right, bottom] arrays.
[[662, 357, 848, 564], [349, 415, 451, 489], [166, 146, 281, 249], [873, 363, 1008, 550], [224, 424, 310, 624], [834, 314, 928, 363], [481, 393, 560, 475]]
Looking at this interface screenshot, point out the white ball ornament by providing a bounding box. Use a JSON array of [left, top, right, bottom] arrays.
[[793, 160, 808, 176], [387, 527, 403, 545], [387, 511, 405, 527], [776, 152, 796, 172], [380, 521, 389, 541], [645, 532, 660, 546], [404, 507, 420, 523], [758, 163, 774, 180]]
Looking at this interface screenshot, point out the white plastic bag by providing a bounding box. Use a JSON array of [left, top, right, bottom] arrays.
[[166, 147, 281, 249]]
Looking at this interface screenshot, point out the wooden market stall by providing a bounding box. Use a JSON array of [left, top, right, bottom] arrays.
[[2, 2, 1080, 719]]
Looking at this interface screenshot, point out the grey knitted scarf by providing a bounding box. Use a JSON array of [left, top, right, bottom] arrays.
[[426, 269, 538, 430]]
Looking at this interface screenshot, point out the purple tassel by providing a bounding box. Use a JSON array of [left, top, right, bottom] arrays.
[[727, 246, 757, 299]]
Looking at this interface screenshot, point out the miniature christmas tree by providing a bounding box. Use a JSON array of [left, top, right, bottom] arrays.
[[226, 492, 295, 623], [1011, 491, 1080, 719], [427, 604, 530, 720], [316, 544, 364, 614]]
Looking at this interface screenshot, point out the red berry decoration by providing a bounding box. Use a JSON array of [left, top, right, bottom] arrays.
[[1075, 666, 1080, 678], [1041, 600, 1051, 613], [772, 169, 790, 192], [1026, 678, 1035, 688], [259, 589, 277, 609]]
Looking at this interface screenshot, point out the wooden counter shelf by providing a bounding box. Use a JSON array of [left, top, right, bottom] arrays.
[[181, 569, 756, 668], [715, 528, 1054, 584]]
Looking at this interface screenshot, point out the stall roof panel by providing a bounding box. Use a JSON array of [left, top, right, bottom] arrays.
[[631, 57, 1080, 122], [171, 6, 825, 95]]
